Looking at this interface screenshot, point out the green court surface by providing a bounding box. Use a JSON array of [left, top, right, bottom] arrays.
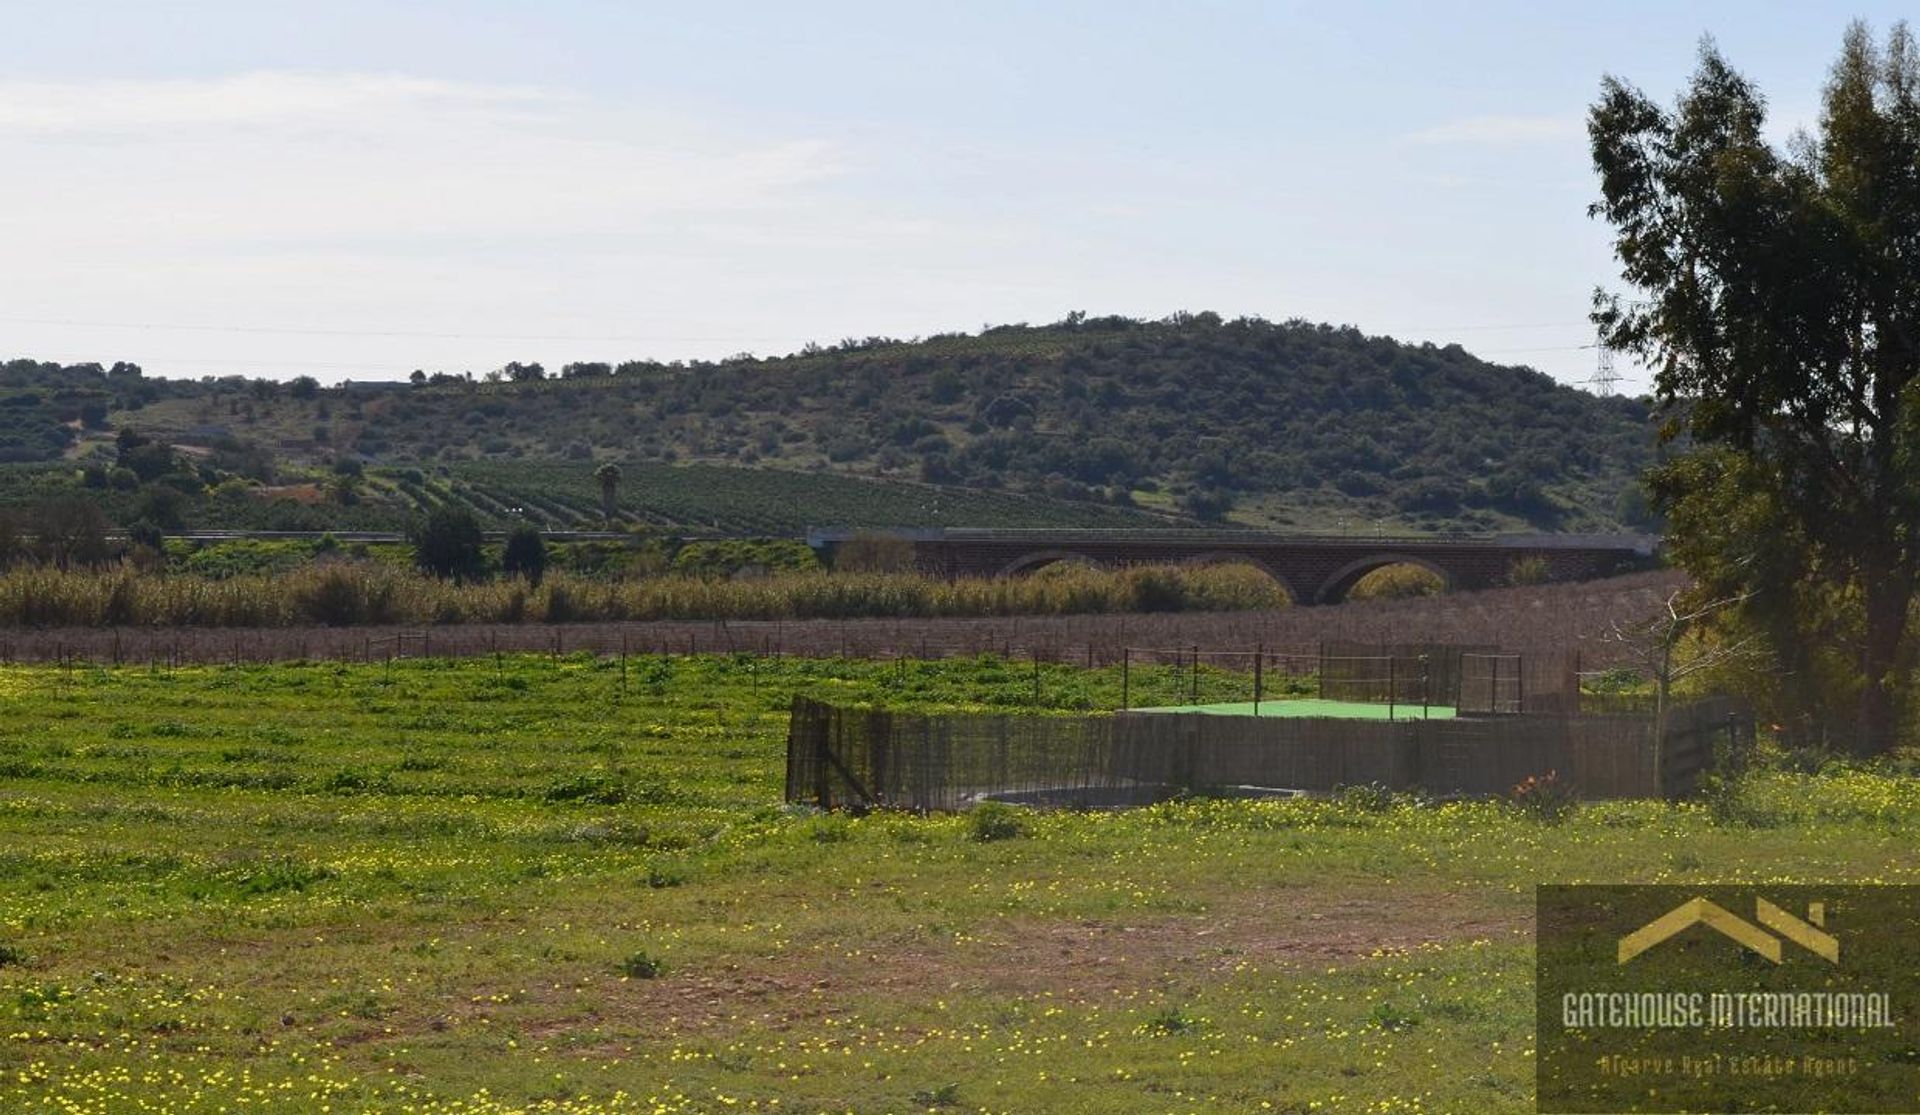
[[1132, 698, 1458, 720]]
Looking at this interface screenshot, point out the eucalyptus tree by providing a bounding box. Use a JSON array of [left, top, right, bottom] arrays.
[[1591, 23, 1920, 753]]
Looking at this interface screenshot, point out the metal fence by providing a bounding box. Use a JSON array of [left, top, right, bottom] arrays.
[[786, 695, 1752, 811], [1316, 641, 1494, 708]]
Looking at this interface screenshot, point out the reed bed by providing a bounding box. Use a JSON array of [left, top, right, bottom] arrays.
[[0, 561, 1290, 628]]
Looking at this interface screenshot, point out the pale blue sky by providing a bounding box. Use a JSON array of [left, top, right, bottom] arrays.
[[0, 2, 1900, 390]]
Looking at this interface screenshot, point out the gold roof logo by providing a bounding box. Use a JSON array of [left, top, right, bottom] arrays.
[[1618, 897, 1838, 965]]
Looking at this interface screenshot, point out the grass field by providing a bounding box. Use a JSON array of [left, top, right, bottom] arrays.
[[0, 655, 1916, 1113], [1132, 698, 1459, 720]]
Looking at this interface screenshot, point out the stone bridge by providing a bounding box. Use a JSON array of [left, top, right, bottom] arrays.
[[807, 528, 1657, 605]]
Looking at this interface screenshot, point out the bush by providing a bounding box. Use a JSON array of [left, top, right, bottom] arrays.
[[412, 507, 485, 581], [0, 941, 25, 968], [542, 773, 628, 805], [1510, 771, 1575, 823], [1122, 567, 1188, 613], [968, 802, 1031, 842], [1775, 746, 1832, 775], [644, 863, 688, 889], [1348, 563, 1444, 601], [618, 950, 664, 979], [1332, 782, 1400, 813], [500, 526, 548, 586], [1506, 556, 1551, 586]]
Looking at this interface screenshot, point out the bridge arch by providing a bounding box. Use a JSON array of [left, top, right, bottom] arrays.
[[1315, 553, 1454, 604], [996, 550, 1105, 578], [1178, 551, 1300, 605]]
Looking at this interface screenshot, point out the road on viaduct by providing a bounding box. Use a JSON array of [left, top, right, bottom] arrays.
[[806, 528, 1657, 605]]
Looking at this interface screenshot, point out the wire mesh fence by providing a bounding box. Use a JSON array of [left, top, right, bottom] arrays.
[[1459, 652, 1524, 714], [787, 694, 1753, 811], [1316, 641, 1490, 711], [1114, 641, 1570, 718]]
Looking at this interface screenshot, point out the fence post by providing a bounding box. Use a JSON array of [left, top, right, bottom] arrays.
[[815, 704, 833, 808], [1491, 655, 1501, 715], [1420, 654, 1429, 720], [1516, 656, 1526, 715], [1388, 656, 1397, 721], [1253, 643, 1263, 716], [1190, 644, 1199, 704], [1121, 647, 1130, 711]]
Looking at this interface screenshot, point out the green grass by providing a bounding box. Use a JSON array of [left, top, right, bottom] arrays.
[[0, 656, 1917, 1113], [1132, 698, 1459, 720]]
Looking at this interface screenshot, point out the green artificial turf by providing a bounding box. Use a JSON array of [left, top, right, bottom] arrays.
[[1132, 697, 1458, 719]]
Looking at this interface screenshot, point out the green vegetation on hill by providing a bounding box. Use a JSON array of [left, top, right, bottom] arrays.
[[0, 313, 1658, 535]]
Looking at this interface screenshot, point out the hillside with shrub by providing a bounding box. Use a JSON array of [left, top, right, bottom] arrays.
[[0, 313, 1658, 534]]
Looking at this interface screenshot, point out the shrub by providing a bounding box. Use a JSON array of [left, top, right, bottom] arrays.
[[968, 802, 1031, 842], [501, 526, 548, 586], [1122, 567, 1187, 613], [542, 773, 628, 805], [909, 1083, 962, 1107], [233, 858, 335, 896], [1775, 746, 1831, 775], [0, 941, 25, 968], [1506, 555, 1551, 587], [1510, 770, 1575, 823], [1141, 1007, 1202, 1035], [412, 507, 485, 581], [644, 863, 688, 889], [1333, 782, 1400, 812], [1348, 563, 1444, 600], [618, 950, 664, 979], [294, 565, 374, 626]]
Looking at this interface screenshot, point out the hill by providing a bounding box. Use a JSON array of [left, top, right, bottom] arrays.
[[0, 314, 1658, 534]]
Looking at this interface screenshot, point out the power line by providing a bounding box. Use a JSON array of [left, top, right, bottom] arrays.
[[1395, 319, 1592, 333]]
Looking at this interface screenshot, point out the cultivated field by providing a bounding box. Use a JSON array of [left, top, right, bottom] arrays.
[[1, 652, 1915, 1113]]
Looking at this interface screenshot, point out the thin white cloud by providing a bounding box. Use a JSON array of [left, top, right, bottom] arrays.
[[0, 70, 841, 254], [0, 71, 558, 133], [1407, 114, 1582, 145]]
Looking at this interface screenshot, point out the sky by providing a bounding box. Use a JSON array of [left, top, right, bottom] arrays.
[[0, 1, 1903, 392]]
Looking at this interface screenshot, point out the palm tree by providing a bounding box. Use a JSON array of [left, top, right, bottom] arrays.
[[594, 462, 621, 522]]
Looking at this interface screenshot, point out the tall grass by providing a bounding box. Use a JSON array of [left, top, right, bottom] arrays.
[[0, 561, 1290, 628]]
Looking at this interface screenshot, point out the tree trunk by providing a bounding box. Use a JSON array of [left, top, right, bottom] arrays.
[[1855, 558, 1913, 756]]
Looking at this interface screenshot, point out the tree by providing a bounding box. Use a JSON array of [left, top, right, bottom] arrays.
[[412, 507, 485, 581], [1589, 24, 1920, 754], [501, 525, 548, 586], [594, 462, 621, 521], [31, 496, 111, 570], [1595, 589, 1760, 770], [288, 375, 320, 400]]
